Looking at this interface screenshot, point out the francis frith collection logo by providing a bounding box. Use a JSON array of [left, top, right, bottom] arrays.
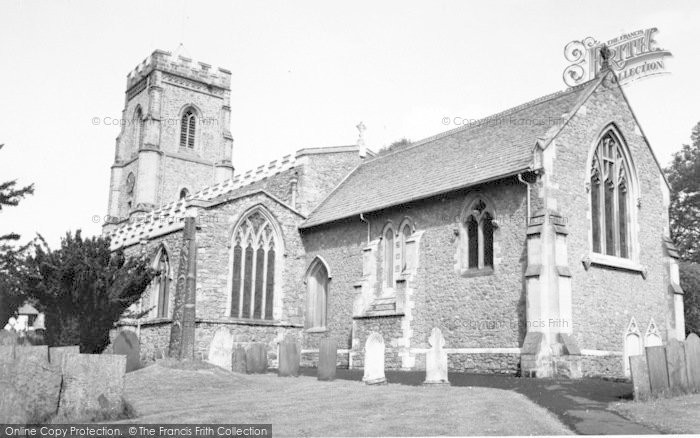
[[563, 28, 672, 87]]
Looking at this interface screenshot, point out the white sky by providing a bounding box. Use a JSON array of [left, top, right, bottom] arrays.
[[1, 0, 698, 247]]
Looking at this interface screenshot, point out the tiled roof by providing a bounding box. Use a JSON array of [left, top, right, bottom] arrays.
[[301, 80, 598, 228]]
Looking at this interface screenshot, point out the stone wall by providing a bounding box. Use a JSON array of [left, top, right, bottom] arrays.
[[551, 76, 672, 358]]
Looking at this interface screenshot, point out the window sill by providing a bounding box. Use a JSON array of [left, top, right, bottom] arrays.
[[586, 253, 645, 273], [460, 267, 495, 278], [304, 327, 328, 334]]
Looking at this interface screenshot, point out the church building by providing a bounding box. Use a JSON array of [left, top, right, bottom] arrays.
[[105, 49, 684, 378]]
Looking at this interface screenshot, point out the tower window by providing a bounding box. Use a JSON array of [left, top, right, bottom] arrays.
[[180, 108, 196, 149]]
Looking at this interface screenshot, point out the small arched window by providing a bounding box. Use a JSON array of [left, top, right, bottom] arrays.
[[383, 227, 395, 287], [133, 107, 144, 153], [179, 188, 189, 200], [305, 258, 330, 329], [180, 108, 196, 149], [399, 222, 412, 272], [590, 130, 632, 258], [461, 198, 495, 271], [230, 208, 281, 320]]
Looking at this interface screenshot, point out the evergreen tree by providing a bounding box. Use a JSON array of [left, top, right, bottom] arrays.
[[18, 231, 155, 353]]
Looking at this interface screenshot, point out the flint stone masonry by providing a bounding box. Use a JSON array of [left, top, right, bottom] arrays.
[[49, 346, 80, 365], [0, 356, 62, 423], [0, 345, 14, 364], [57, 354, 127, 422], [646, 346, 670, 397], [15, 345, 49, 363], [113, 330, 141, 373]]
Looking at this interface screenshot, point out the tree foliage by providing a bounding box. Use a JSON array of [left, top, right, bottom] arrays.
[[681, 262, 700, 336], [0, 143, 35, 325], [17, 231, 155, 353], [666, 122, 700, 264], [377, 138, 412, 156]]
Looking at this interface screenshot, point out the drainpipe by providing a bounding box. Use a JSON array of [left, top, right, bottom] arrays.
[[359, 213, 370, 243], [517, 173, 531, 226]]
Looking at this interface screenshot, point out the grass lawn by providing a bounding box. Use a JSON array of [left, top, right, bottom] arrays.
[[610, 393, 700, 434], [119, 361, 572, 436]]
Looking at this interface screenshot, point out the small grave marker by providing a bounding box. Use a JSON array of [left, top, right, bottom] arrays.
[[207, 328, 234, 371], [666, 339, 690, 394], [278, 339, 300, 377], [246, 343, 268, 374], [685, 333, 700, 392], [113, 331, 140, 373], [424, 328, 449, 385], [629, 355, 651, 400], [318, 338, 337, 381], [231, 345, 247, 374], [362, 332, 386, 385], [646, 345, 670, 397]]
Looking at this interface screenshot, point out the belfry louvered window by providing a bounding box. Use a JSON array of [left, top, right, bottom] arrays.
[[230, 209, 279, 320], [590, 131, 630, 258], [180, 108, 196, 148]]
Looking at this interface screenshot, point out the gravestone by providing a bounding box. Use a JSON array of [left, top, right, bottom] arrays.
[[15, 345, 49, 363], [207, 328, 234, 371], [362, 332, 386, 385], [56, 354, 126, 422], [49, 346, 80, 366], [646, 345, 670, 397], [246, 343, 268, 374], [0, 356, 62, 423], [686, 333, 700, 391], [424, 328, 449, 385], [278, 339, 300, 377], [318, 338, 337, 381], [231, 346, 247, 373], [113, 330, 140, 373], [629, 355, 651, 400], [0, 329, 18, 346], [665, 339, 690, 394]]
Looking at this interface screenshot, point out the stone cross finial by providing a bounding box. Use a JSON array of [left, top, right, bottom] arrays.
[[356, 121, 367, 158]]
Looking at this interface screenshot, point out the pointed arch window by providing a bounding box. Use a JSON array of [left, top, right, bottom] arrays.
[[305, 258, 329, 329], [399, 221, 413, 272], [460, 198, 495, 272], [230, 209, 280, 320], [148, 248, 170, 319], [590, 131, 631, 258], [180, 108, 196, 149], [383, 226, 395, 287]]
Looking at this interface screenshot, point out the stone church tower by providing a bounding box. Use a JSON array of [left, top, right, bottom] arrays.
[[105, 50, 234, 226]]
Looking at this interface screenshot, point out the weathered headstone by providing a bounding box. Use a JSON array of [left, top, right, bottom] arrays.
[[246, 343, 268, 374], [0, 329, 19, 346], [424, 328, 449, 385], [15, 345, 49, 363], [646, 345, 670, 397], [207, 328, 234, 371], [278, 339, 300, 377], [0, 345, 14, 364], [666, 339, 690, 394], [56, 354, 126, 422], [231, 345, 247, 373], [0, 356, 62, 423], [113, 330, 140, 373], [318, 338, 337, 381], [629, 355, 651, 400], [49, 346, 80, 365], [686, 333, 700, 392], [362, 332, 386, 385]]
